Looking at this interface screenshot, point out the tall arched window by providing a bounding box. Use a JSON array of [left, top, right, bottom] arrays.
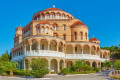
[[54, 25, 57, 31], [52, 13, 55, 18], [46, 27, 48, 34], [42, 15, 45, 19], [75, 32, 77, 40], [80, 32, 83, 40], [42, 27, 44, 32], [46, 13, 50, 19], [85, 33, 87, 40], [57, 13, 60, 19], [63, 34, 66, 40], [63, 25, 66, 30]]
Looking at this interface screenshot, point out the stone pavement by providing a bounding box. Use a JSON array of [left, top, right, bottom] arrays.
[[0, 71, 115, 80]]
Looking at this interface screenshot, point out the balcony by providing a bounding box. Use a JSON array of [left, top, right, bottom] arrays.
[[25, 50, 65, 58], [66, 54, 101, 60]]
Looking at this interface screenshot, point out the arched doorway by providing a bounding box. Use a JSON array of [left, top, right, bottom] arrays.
[[50, 40, 57, 51], [91, 46, 96, 55], [92, 62, 97, 67], [59, 42, 63, 52], [51, 59, 57, 73], [40, 39, 48, 50], [60, 60, 64, 71], [75, 45, 81, 54], [66, 45, 73, 54], [83, 45, 89, 54], [67, 61, 73, 68]]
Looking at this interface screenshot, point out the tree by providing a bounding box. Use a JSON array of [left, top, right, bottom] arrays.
[[5, 61, 19, 76], [114, 60, 120, 70], [103, 60, 112, 69], [0, 50, 10, 62], [71, 60, 89, 72], [30, 58, 48, 70]]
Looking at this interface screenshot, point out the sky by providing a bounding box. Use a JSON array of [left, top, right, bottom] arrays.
[[0, 0, 120, 55]]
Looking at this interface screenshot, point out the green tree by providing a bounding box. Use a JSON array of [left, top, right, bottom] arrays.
[[30, 58, 48, 70], [0, 50, 10, 62], [114, 60, 120, 70], [71, 60, 89, 72], [103, 60, 112, 69], [5, 61, 19, 76]]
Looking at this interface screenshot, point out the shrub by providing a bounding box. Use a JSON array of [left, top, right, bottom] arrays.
[[31, 68, 49, 78], [93, 67, 100, 72], [114, 60, 120, 70], [13, 69, 26, 76], [61, 68, 69, 75]]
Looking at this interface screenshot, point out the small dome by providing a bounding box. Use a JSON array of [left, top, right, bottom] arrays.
[[17, 26, 23, 29], [39, 21, 51, 25], [71, 21, 85, 26], [90, 38, 99, 41], [45, 8, 62, 11]]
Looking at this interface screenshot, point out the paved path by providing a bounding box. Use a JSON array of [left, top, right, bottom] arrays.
[[0, 71, 115, 80]]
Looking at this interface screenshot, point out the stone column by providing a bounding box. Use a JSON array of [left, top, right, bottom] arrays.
[[63, 46, 64, 53], [48, 44, 50, 50], [90, 49, 91, 55], [81, 48, 83, 54], [102, 53, 103, 59], [57, 60, 60, 73], [24, 59, 26, 70], [24, 45, 26, 55], [90, 61, 92, 67], [57, 45, 59, 52], [64, 60, 66, 68], [30, 44, 32, 53], [48, 60, 51, 74]]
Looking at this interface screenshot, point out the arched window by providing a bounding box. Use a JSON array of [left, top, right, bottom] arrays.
[[42, 27, 44, 32], [54, 25, 57, 31], [57, 13, 60, 19], [80, 32, 83, 40], [46, 13, 50, 19], [42, 15, 45, 19], [52, 14, 55, 18], [62, 14, 65, 19], [63, 25, 66, 30], [63, 34, 66, 40], [46, 27, 48, 34], [75, 32, 77, 40], [85, 33, 87, 40]]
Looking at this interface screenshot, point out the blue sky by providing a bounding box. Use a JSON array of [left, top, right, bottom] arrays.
[[0, 0, 120, 55]]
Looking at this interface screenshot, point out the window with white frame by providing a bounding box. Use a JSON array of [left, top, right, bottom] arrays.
[[63, 25, 66, 30], [46, 28, 48, 34], [52, 14, 55, 18]]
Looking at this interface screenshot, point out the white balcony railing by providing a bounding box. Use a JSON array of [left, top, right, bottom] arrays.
[[66, 54, 101, 60], [12, 50, 110, 62], [25, 50, 65, 58]]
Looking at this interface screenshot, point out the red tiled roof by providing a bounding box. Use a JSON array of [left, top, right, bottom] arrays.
[[45, 8, 62, 11], [90, 38, 99, 41], [17, 26, 23, 29], [39, 21, 51, 25], [71, 21, 85, 26]]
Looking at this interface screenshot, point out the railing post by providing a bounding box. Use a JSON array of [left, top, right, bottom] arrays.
[[81, 48, 83, 55], [57, 45, 58, 52], [24, 45, 26, 55]]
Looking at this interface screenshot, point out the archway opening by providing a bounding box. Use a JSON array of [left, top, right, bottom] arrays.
[[75, 45, 81, 54], [92, 62, 97, 67], [66, 45, 73, 54], [67, 61, 73, 68], [83, 45, 89, 54], [40, 39, 48, 50], [51, 59, 57, 73], [59, 42, 63, 52], [91, 46, 96, 55], [50, 40, 57, 51], [60, 60, 64, 71]]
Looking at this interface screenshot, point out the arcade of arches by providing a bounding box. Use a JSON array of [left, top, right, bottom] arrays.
[[24, 57, 101, 73]]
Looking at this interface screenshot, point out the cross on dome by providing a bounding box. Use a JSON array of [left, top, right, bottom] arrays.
[[53, 5, 55, 8]]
